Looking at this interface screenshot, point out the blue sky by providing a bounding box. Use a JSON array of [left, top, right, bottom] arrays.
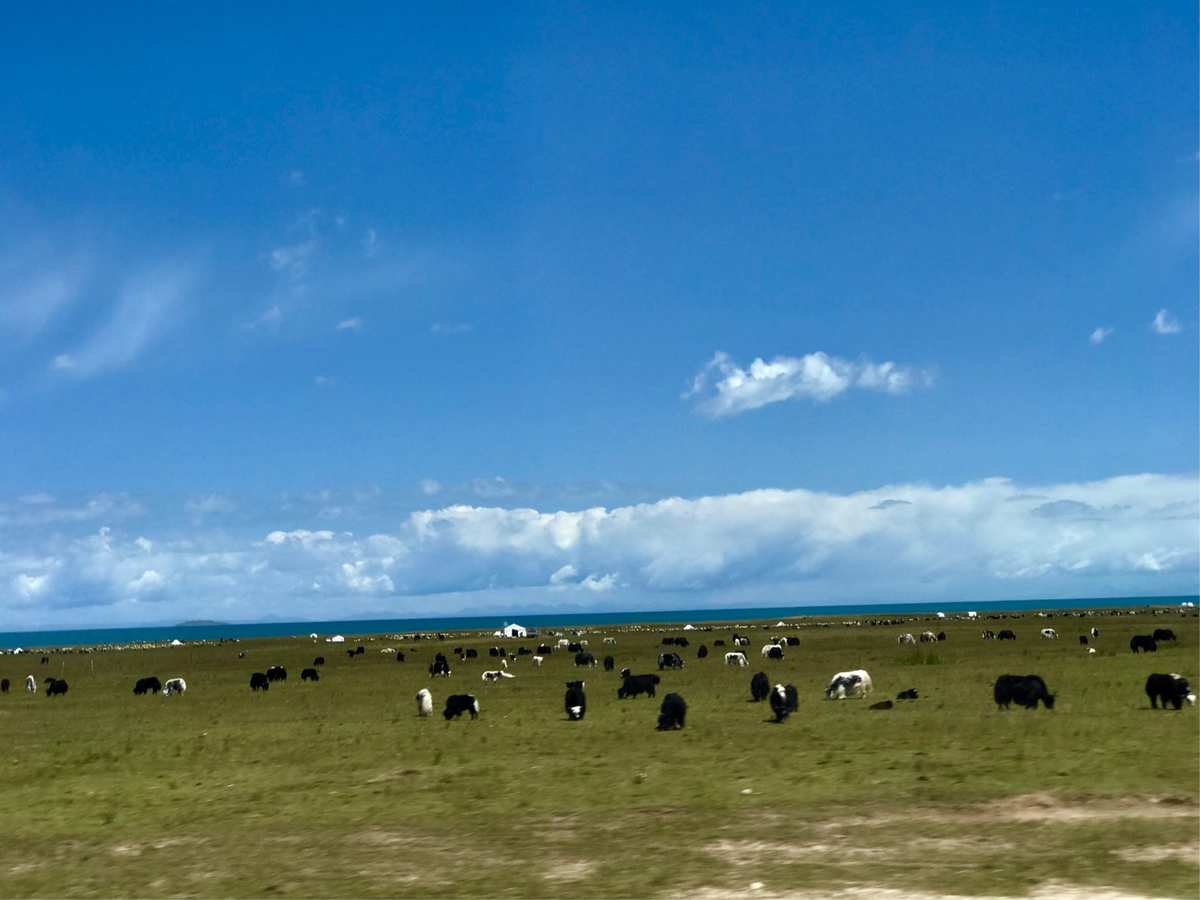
[[1, 4, 1196, 628]]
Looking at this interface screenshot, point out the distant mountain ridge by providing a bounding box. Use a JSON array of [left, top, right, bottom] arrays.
[[176, 620, 228, 627]]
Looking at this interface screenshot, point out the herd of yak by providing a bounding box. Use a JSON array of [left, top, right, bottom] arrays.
[[2, 625, 1193, 728]]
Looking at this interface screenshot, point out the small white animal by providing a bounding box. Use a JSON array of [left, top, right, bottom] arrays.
[[416, 688, 433, 716], [162, 677, 187, 696], [532, 655, 544, 667], [25, 674, 36, 693]]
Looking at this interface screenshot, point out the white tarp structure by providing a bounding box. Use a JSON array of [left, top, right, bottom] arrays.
[[497, 623, 527, 638], [683, 624, 696, 630], [327, 634, 346, 643], [169, 639, 183, 646]]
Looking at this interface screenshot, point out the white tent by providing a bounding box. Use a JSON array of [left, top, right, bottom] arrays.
[[501, 623, 528, 638], [775, 621, 786, 627], [327, 634, 346, 643], [682, 624, 696, 631], [170, 639, 183, 646], [935, 612, 946, 619]]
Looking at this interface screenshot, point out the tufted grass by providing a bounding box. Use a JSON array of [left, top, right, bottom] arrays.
[[0, 607, 1196, 897]]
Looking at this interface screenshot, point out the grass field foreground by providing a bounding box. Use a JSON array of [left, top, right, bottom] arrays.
[[0, 608, 1197, 898]]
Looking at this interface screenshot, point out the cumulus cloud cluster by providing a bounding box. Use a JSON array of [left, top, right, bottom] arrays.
[[2, 474, 1195, 628], [686, 351, 933, 417]]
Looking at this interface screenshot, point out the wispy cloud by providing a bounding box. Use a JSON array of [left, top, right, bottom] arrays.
[[419, 479, 443, 496], [686, 350, 933, 418], [363, 228, 378, 258], [1089, 327, 1113, 345], [336, 317, 364, 332], [0, 492, 144, 529], [1151, 309, 1181, 335], [53, 261, 198, 378], [286, 169, 306, 187], [185, 494, 237, 520], [313, 375, 336, 388], [431, 321, 472, 335], [0, 242, 90, 341], [470, 476, 517, 498], [268, 240, 316, 282], [247, 305, 284, 331]]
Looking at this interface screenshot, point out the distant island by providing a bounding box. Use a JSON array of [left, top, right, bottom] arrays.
[[176, 620, 228, 627]]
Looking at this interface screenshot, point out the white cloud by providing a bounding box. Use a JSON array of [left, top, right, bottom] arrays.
[[50, 353, 75, 371], [128, 569, 165, 594], [13, 572, 51, 599], [419, 479, 443, 496], [363, 228, 378, 258], [1151, 309, 1181, 335], [287, 169, 306, 187], [264, 529, 336, 547], [1089, 327, 1113, 345], [1, 474, 1194, 628], [686, 350, 933, 417], [336, 317, 363, 332], [341, 560, 394, 593], [581, 572, 619, 592], [549, 563, 578, 585], [314, 375, 336, 387]]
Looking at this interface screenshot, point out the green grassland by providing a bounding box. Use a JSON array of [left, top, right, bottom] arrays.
[[0, 608, 1197, 898]]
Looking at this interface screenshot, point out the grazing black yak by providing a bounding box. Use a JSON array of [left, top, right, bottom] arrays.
[[564, 680, 587, 721], [769, 684, 798, 722], [133, 676, 162, 695], [657, 693, 687, 730], [1145, 673, 1195, 710], [993, 674, 1055, 710], [443, 694, 479, 720], [750, 671, 771, 702], [617, 671, 660, 699], [1130, 635, 1158, 654]]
